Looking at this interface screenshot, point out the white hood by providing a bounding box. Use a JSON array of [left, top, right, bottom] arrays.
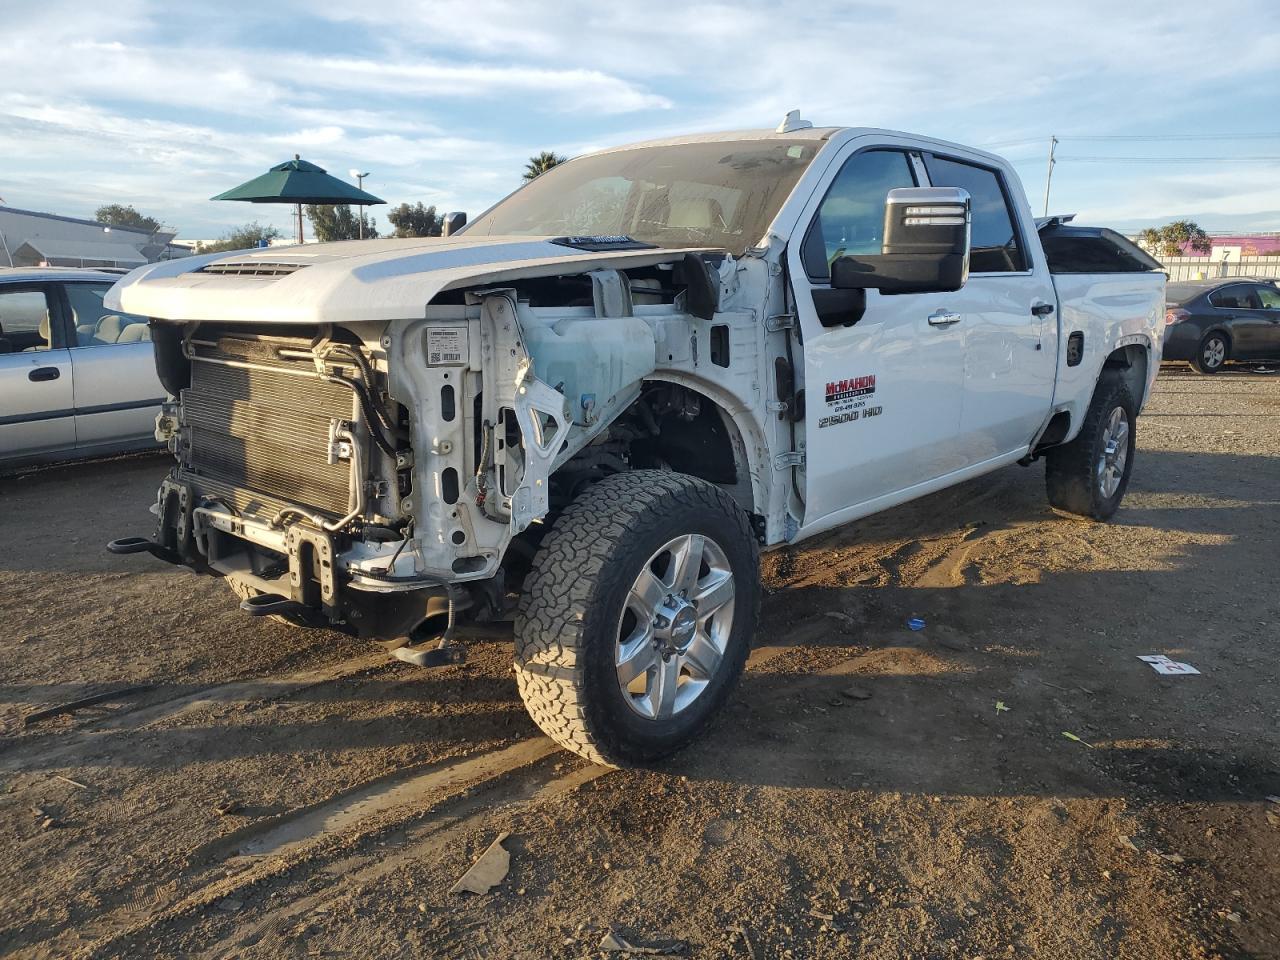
[[107, 236, 702, 326]]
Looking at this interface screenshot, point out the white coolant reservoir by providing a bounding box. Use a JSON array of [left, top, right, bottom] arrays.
[[522, 315, 657, 425]]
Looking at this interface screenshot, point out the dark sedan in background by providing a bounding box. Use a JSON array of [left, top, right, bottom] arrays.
[[1163, 277, 1280, 373]]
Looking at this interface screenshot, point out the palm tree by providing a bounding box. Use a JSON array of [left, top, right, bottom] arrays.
[[523, 151, 568, 182]]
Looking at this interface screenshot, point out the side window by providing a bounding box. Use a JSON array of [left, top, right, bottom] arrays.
[[0, 287, 55, 354], [801, 149, 917, 279], [923, 155, 1027, 273], [1253, 285, 1280, 310], [1209, 285, 1259, 309], [64, 283, 151, 346]]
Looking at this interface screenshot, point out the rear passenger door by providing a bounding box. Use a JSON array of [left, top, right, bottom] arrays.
[[60, 281, 164, 449], [921, 153, 1058, 461], [0, 282, 76, 459]]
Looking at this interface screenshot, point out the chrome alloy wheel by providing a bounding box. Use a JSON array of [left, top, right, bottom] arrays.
[[1096, 406, 1130, 499], [1202, 337, 1226, 370], [615, 534, 736, 720]]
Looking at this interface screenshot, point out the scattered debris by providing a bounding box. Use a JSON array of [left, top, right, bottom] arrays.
[[22, 685, 153, 727], [53, 775, 89, 790], [1138, 655, 1200, 676], [215, 898, 243, 913], [995, 701, 1010, 714], [599, 927, 688, 955], [824, 611, 856, 626], [906, 617, 927, 632], [806, 908, 835, 922], [213, 798, 243, 817], [840, 686, 873, 701], [41, 817, 59, 831], [1118, 835, 1140, 853], [1159, 852, 1185, 863], [1062, 731, 1094, 748], [1265, 811, 1279, 828], [1264, 795, 1280, 805], [449, 832, 511, 895], [1224, 911, 1242, 923]]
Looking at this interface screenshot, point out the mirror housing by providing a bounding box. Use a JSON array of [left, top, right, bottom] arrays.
[[442, 211, 467, 237], [830, 187, 971, 295]]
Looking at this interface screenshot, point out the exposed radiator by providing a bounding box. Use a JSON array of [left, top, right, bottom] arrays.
[[181, 337, 357, 518]]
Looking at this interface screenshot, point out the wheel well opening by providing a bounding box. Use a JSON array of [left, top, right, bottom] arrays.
[[1103, 343, 1149, 409]]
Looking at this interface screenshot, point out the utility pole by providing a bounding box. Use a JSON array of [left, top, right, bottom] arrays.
[[351, 170, 370, 240], [1042, 135, 1058, 217]]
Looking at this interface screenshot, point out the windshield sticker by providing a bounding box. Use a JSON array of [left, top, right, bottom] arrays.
[[820, 374, 880, 428]]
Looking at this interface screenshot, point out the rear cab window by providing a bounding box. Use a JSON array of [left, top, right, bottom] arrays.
[[922, 154, 1027, 273]]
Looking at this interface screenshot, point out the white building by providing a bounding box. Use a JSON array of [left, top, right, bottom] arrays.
[[0, 205, 183, 269]]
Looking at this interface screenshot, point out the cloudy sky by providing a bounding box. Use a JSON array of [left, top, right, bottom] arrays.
[[2, 0, 1279, 240]]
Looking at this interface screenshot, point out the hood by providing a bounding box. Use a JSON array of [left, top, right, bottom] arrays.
[[107, 236, 705, 326]]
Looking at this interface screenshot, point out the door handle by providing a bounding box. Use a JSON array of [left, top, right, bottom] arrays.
[[29, 366, 61, 382], [1031, 301, 1055, 317], [927, 310, 961, 327]]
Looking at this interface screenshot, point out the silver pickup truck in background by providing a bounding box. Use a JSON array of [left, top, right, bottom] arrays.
[[107, 115, 1165, 766]]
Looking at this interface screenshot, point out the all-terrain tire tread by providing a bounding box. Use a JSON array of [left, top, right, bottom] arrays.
[[1045, 374, 1136, 520], [513, 470, 758, 767]]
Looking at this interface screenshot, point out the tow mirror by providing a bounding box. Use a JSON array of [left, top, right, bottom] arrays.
[[831, 187, 971, 295], [442, 211, 467, 237]]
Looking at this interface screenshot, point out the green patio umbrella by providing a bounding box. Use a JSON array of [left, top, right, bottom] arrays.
[[212, 155, 385, 243]]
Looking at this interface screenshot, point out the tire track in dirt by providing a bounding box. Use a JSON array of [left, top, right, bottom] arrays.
[[1, 649, 393, 772], [63, 632, 803, 958], [70, 740, 591, 959]]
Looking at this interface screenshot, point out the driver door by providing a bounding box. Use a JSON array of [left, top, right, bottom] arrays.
[[787, 145, 967, 529]]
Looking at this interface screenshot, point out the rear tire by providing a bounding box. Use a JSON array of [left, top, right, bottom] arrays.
[[1045, 375, 1137, 521], [513, 470, 760, 767], [1190, 331, 1228, 374]]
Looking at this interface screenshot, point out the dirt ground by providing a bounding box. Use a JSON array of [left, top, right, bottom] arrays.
[[2, 362, 1278, 960]]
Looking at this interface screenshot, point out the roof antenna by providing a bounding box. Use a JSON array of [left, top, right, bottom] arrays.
[[776, 110, 813, 134]]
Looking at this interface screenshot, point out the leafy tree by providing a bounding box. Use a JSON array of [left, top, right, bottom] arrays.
[[195, 222, 282, 254], [1138, 220, 1212, 258], [94, 203, 163, 233], [386, 202, 443, 238], [304, 204, 378, 242], [522, 151, 568, 182]]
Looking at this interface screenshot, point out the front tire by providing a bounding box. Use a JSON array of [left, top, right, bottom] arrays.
[[1045, 376, 1137, 520], [513, 471, 760, 767], [1190, 331, 1228, 374]]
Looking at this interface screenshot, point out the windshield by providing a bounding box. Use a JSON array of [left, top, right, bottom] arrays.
[[465, 139, 821, 255]]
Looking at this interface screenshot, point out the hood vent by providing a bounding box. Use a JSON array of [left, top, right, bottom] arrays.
[[198, 260, 308, 278]]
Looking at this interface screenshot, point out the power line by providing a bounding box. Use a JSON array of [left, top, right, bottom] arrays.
[[983, 133, 1280, 148], [1058, 156, 1280, 163]]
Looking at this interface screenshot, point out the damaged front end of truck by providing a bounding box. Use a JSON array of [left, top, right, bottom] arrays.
[[108, 240, 783, 664]]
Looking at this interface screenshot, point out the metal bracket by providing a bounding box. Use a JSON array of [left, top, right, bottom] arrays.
[[285, 525, 338, 615], [765, 313, 796, 333], [327, 419, 353, 464], [773, 451, 805, 469]]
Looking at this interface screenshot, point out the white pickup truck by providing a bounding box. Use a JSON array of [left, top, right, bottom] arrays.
[[107, 116, 1165, 766]]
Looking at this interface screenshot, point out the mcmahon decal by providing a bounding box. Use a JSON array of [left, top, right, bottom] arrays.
[[818, 373, 882, 427], [825, 374, 876, 404]]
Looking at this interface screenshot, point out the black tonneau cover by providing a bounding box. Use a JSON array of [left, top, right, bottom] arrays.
[[1036, 219, 1163, 274]]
